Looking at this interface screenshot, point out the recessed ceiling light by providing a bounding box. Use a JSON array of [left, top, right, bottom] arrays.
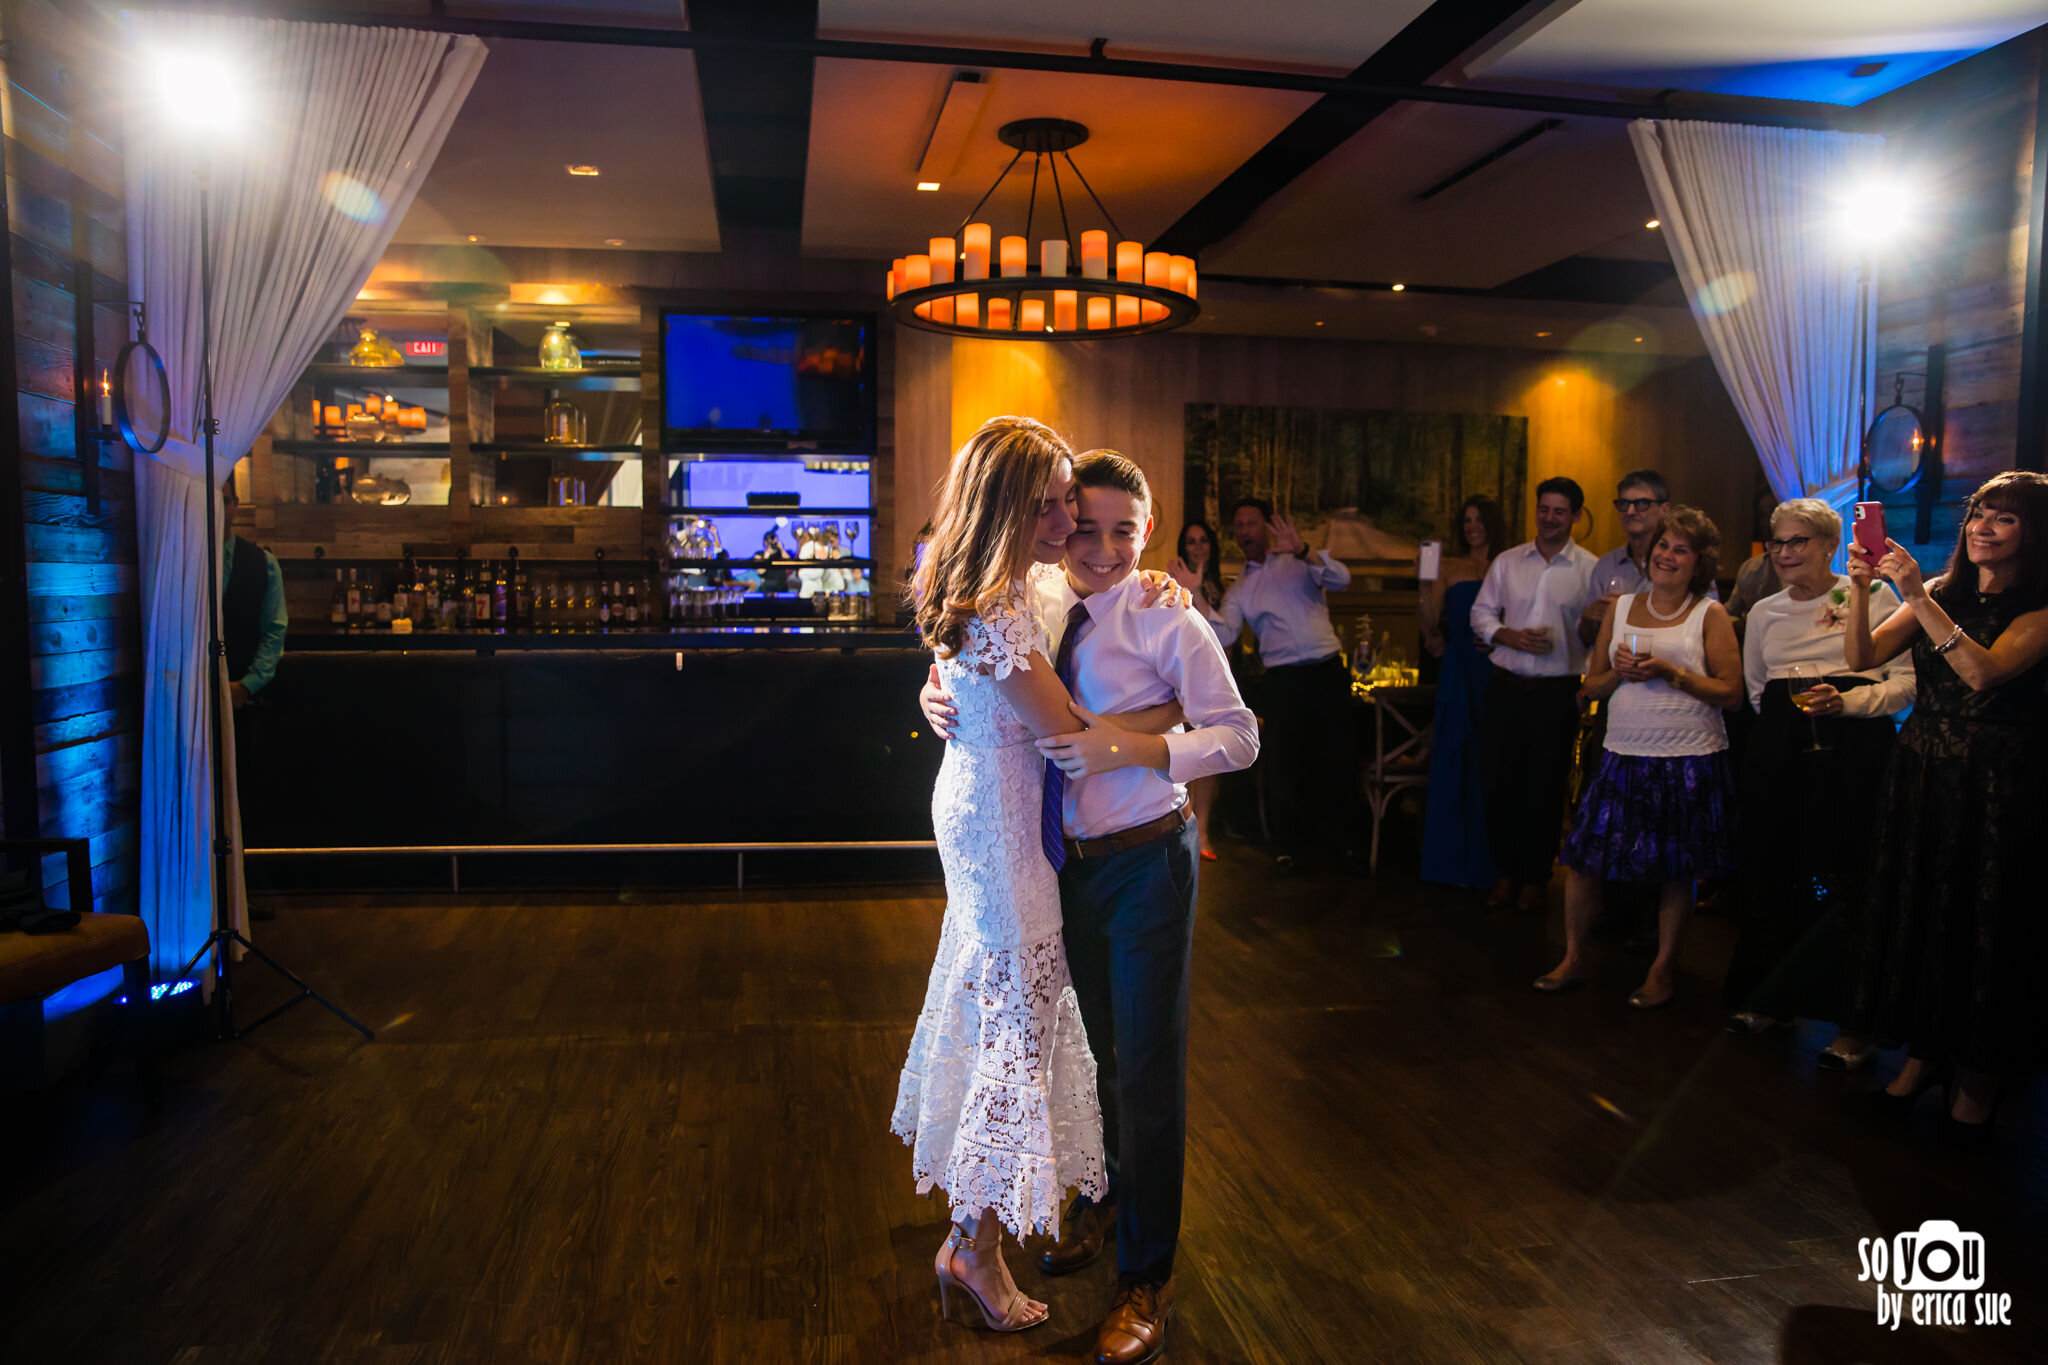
[[1314, 320, 1324, 326], [1645, 218, 1660, 229], [1634, 336, 1644, 343], [916, 181, 941, 192], [603, 238, 625, 246], [1535, 330, 1551, 337], [565, 164, 601, 177], [1391, 283, 1405, 292]]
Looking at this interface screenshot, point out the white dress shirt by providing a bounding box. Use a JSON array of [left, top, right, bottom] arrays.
[[1034, 570, 1261, 839], [1198, 550, 1349, 666], [1470, 539, 1598, 678], [1742, 576, 1917, 717]]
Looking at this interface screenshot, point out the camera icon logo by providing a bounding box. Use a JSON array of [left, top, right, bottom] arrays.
[[1893, 1221, 1986, 1293]]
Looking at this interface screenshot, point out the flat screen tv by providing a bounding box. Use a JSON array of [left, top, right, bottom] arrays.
[[660, 311, 874, 452]]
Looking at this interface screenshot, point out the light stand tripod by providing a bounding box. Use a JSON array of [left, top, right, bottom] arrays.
[[164, 165, 371, 1044]]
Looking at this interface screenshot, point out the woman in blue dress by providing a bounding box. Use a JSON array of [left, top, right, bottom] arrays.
[[1419, 496, 1505, 887]]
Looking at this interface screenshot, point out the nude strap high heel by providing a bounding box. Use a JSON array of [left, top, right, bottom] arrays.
[[934, 1227, 1048, 1332]]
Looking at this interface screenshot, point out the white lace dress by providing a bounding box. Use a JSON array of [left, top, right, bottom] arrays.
[[891, 590, 1106, 1237]]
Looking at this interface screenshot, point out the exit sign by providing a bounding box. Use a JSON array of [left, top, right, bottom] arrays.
[[405, 339, 447, 358]]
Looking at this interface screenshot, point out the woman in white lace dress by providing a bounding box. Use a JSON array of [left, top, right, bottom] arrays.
[[894, 415, 1108, 1333]]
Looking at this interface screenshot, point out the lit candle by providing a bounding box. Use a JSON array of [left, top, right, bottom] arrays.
[[96, 371, 113, 427], [1053, 289, 1078, 331], [1143, 251, 1171, 322], [999, 235, 1027, 278], [1186, 261, 1198, 300], [887, 259, 901, 299], [956, 293, 979, 328], [1087, 295, 1113, 329], [1116, 294, 1140, 327], [1041, 239, 1068, 279], [346, 403, 365, 420], [926, 238, 956, 323], [311, 397, 322, 432], [1020, 298, 1046, 331], [324, 403, 343, 429], [365, 393, 382, 415], [1081, 230, 1109, 279], [986, 296, 1013, 330], [1169, 255, 1191, 296], [1116, 241, 1143, 282], [962, 223, 991, 280], [904, 254, 932, 320]]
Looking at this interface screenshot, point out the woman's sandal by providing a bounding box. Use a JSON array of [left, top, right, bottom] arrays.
[[934, 1228, 1048, 1333]]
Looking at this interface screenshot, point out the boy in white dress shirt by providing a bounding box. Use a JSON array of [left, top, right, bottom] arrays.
[[921, 450, 1257, 1364]]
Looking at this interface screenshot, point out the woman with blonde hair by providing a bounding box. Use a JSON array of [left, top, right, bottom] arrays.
[[892, 415, 1137, 1333]]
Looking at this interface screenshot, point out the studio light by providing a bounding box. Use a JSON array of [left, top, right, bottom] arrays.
[[150, 47, 248, 135], [1836, 175, 1920, 248]]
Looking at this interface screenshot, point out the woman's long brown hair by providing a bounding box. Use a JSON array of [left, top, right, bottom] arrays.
[[911, 415, 1073, 657], [1930, 470, 2048, 613]]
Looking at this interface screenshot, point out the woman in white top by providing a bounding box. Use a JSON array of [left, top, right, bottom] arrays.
[[1536, 506, 1743, 1007], [1722, 499, 1914, 1060]]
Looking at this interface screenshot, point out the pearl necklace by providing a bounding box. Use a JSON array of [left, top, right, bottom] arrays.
[[1641, 591, 1694, 622]]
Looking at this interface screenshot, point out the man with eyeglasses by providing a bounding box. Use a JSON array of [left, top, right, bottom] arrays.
[[1579, 470, 1679, 646]]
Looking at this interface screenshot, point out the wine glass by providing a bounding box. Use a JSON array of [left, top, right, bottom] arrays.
[[1787, 663, 1829, 752]]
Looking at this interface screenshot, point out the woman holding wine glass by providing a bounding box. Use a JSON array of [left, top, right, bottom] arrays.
[[1535, 506, 1742, 1007], [1721, 499, 1914, 1058], [1842, 471, 2048, 1138]]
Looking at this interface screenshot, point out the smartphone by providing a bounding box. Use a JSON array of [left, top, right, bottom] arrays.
[[1417, 539, 1443, 582], [1852, 502, 1887, 561]]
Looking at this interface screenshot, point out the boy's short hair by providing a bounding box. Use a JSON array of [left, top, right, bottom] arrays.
[[1072, 449, 1151, 516]]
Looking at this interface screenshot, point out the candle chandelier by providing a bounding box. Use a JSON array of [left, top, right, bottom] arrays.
[[887, 119, 1199, 340]]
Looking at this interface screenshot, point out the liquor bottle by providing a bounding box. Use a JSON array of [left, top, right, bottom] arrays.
[[472, 564, 489, 628], [512, 549, 531, 630], [329, 568, 347, 627], [491, 560, 509, 629], [374, 573, 392, 628], [599, 578, 613, 629], [393, 555, 412, 624], [581, 578, 596, 629], [625, 580, 640, 627], [345, 566, 362, 628], [538, 582, 555, 632], [422, 565, 440, 631]]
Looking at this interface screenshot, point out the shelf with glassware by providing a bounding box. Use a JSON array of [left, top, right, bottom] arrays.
[[664, 449, 875, 623]]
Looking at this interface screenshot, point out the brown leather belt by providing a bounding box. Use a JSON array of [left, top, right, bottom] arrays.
[[1064, 804, 1191, 862]]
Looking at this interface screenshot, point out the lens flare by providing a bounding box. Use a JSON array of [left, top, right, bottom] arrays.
[[1692, 271, 1755, 317], [322, 171, 386, 225]]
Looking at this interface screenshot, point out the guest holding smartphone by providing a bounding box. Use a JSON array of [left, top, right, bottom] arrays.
[[1535, 507, 1742, 1007], [1843, 472, 2048, 1139], [1722, 499, 1914, 1059]]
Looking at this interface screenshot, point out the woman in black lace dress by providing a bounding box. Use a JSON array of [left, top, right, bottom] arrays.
[[1844, 472, 2048, 1137]]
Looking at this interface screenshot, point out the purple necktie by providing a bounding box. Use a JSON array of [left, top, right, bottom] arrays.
[[1041, 601, 1091, 871]]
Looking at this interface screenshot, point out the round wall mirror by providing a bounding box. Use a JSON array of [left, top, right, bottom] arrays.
[[1864, 403, 1926, 495]]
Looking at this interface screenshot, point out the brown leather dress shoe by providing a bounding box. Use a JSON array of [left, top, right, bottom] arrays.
[[1039, 1198, 1116, 1276], [1095, 1278, 1174, 1365]]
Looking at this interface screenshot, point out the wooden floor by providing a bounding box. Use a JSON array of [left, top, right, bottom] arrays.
[[3, 857, 2045, 1364]]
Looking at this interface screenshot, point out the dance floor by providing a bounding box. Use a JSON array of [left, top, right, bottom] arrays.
[[2, 857, 2044, 1363]]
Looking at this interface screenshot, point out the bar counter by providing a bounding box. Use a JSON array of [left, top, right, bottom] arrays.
[[239, 629, 946, 890]]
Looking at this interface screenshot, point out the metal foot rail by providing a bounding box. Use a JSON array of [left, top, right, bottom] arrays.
[[244, 841, 941, 891]]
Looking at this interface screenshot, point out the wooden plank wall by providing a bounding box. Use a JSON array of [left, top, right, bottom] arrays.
[[1, 0, 143, 915], [892, 333, 1758, 595], [1868, 31, 2043, 554]]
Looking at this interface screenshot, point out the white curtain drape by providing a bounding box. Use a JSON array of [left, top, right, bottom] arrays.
[[125, 14, 485, 978], [1629, 121, 1884, 525]]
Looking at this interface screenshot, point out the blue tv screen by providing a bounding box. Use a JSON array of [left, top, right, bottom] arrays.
[[661, 313, 873, 449]]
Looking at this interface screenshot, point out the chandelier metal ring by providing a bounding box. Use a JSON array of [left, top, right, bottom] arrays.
[[889, 277, 1198, 339]]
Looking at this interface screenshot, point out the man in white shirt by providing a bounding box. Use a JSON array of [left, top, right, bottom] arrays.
[[1176, 497, 1356, 873], [1469, 476, 1597, 912], [919, 452, 1257, 1364]]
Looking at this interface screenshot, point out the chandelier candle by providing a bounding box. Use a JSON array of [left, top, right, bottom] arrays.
[[928, 236, 956, 324], [1020, 298, 1046, 331], [1054, 289, 1078, 331], [986, 296, 1013, 330], [1041, 239, 1068, 278], [1081, 230, 1109, 279], [999, 235, 1027, 277], [1144, 252, 1172, 323], [962, 223, 991, 280]]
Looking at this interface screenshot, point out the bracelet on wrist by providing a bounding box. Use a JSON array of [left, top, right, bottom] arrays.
[[1932, 623, 1967, 655]]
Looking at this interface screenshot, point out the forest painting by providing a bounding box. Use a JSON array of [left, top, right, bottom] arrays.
[[1184, 404, 1528, 563]]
